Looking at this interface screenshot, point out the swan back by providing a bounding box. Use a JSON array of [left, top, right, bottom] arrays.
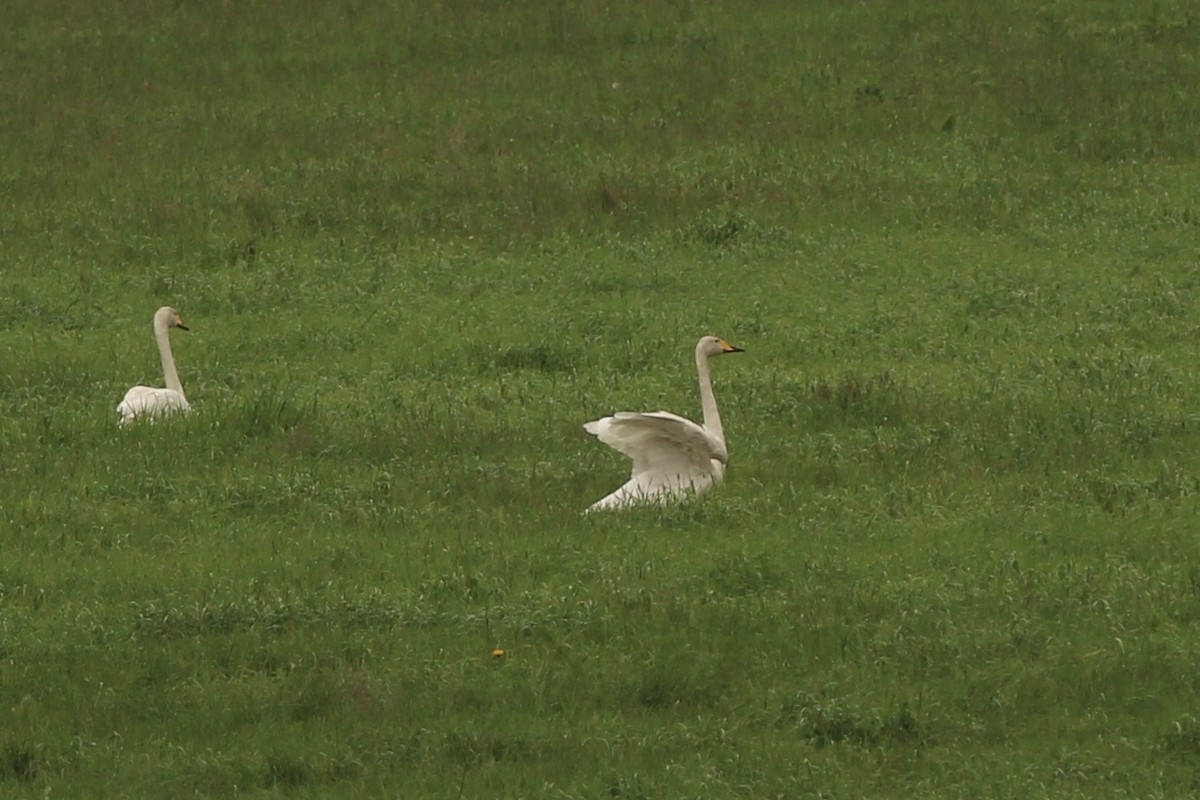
[[117, 387, 191, 425]]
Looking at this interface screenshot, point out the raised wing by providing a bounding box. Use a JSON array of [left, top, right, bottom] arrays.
[[586, 411, 725, 474], [583, 411, 727, 510]]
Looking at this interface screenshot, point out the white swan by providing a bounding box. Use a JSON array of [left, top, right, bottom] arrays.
[[583, 335, 743, 511], [117, 306, 191, 425]]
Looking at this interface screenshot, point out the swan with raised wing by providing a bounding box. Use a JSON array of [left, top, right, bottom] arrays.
[[584, 335, 743, 511]]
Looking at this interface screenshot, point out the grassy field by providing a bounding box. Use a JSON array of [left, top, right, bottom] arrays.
[[4, 0, 1200, 796]]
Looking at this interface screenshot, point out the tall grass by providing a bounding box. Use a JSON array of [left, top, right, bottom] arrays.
[[4, 0, 1200, 796]]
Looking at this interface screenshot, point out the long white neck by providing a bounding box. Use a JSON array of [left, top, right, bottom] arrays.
[[154, 315, 185, 397], [696, 345, 723, 443]]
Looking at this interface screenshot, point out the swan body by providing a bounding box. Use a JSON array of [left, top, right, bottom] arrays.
[[117, 386, 190, 423], [117, 306, 191, 425], [584, 335, 743, 511]]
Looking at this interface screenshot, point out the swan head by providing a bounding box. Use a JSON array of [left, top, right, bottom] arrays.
[[697, 335, 743, 358], [155, 306, 189, 331]]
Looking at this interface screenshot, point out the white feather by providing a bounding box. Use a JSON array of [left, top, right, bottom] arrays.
[[117, 386, 190, 425]]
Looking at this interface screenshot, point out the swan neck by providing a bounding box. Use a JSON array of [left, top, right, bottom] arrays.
[[696, 347, 723, 442], [155, 316, 185, 397]]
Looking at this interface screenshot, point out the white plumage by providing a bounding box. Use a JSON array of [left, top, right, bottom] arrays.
[[117, 306, 191, 425], [584, 336, 743, 511], [116, 386, 190, 423]]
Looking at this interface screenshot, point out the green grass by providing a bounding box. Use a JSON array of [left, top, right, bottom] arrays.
[[4, 0, 1200, 796]]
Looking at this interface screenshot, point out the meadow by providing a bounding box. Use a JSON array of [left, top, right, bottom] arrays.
[[3, 0, 1200, 796]]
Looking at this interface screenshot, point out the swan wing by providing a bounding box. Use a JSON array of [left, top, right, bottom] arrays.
[[117, 386, 190, 425], [586, 411, 725, 472], [583, 411, 725, 510]]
